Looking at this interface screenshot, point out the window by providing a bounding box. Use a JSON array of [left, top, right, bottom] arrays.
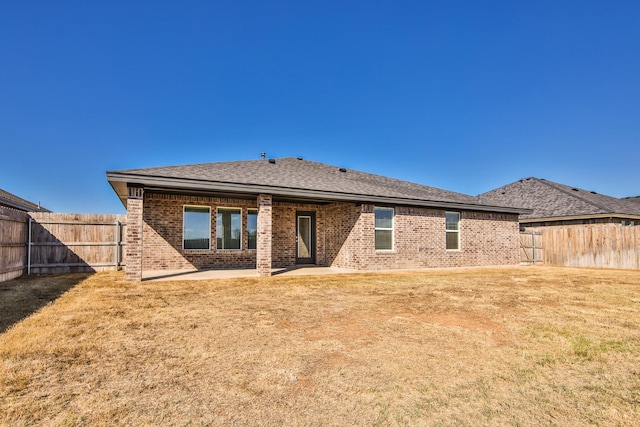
[[446, 212, 460, 250], [247, 210, 257, 250], [183, 206, 211, 250], [217, 208, 242, 249], [375, 207, 394, 250]]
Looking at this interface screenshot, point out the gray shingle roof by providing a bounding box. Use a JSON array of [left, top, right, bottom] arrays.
[[115, 158, 479, 203], [108, 158, 525, 213], [478, 177, 640, 220], [0, 188, 49, 212], [623, 196, 640, 204]]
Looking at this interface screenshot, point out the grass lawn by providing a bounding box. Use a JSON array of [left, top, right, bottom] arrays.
[[1, 267, 639, 426]]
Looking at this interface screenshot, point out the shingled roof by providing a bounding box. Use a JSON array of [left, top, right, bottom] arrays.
[[107, 158, 526, 214], [623, 196, 640, 204], [478, 177, 640, 221], [0, 188, 49, 212]]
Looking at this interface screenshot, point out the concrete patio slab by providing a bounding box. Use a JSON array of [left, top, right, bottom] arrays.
[[142, 266, 359, 281]]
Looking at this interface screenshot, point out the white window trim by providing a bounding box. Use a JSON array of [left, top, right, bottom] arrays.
[[217, 207, 243, 250], [183, 205, 211, 251], [446, 211, 461, 251], [374, 206, 395, 251], [247, 209, 258, 251]]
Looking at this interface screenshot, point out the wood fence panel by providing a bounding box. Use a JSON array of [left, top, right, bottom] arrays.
[[0, 206, 27, 282], [539, 225, 639, 269], [519, 231, 543, 265], [28, 213, 127, 274]]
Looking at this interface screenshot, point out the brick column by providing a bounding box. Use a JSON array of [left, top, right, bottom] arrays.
[[125, 185, 144, 281], [257, 194, 272, 276]]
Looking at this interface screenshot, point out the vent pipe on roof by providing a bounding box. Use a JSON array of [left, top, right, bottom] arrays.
[[268, 159, 276, 164], [261, 152, 266, 159], [339, 167, 347, 173]]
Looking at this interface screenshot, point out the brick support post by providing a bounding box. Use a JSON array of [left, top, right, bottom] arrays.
[[257, 194, 272, 276], [125, 185, 144, 281]]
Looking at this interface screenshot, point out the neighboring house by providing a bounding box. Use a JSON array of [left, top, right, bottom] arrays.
[[107, 157, 528, 281], [478, 177, 640, 228], [623, 196, 640, 204], [0, 188, 49, 212]]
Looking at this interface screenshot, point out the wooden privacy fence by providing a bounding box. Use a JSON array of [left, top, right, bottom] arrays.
[[537, 225, 640, 269], [519, 231, 543, 265], [0, 206, 28, 282], [0, 210, 127, 281], [27, 213, 127, 274]]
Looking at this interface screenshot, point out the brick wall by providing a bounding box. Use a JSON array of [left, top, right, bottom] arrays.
[[324, 203, 363, 269], [272, 201, 328, 267], [125, 187, 143, 281], [256, 194, 272, 276], [138, 192, 520, 273], [142, 193, 258, 270], [323, 204, 520, 269]]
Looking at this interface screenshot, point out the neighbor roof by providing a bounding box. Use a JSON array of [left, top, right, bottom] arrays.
[[0, 188, 49, 212], [623, 196, 640, 204], [478, 177, 640, 222], [107, 158, 527, 214]]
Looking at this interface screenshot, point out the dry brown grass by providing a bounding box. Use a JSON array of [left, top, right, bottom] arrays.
[[1, 266, 639, 426], [0, 273, 90, 333]]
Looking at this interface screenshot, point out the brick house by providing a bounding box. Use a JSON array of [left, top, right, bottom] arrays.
[[107, 158, 527, 281], [478, 177, 640, 228]]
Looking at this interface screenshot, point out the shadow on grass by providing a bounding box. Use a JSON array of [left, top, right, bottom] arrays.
[[0, 273, 92, 333]]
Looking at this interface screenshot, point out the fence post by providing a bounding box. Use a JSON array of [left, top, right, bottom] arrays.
[[27, 217, 32, 275], [115, 220, 121, 271]]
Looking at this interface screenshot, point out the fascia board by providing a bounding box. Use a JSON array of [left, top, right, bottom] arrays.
[[520, 213, 640, 223], [0, 198, 35, 212]]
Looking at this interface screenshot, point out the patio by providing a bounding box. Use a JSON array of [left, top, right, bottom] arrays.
[[141, 265, 359, 281]]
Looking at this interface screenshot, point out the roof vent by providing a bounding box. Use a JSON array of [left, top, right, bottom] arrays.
[[572, 188, 579, 192], [501, 191, 506, 195], [296, 157, 303, 160], [591, 191, 597, 194], [261, 152, 266, 159], [339, 167, 347, 173], [268, 159, 276, 164]]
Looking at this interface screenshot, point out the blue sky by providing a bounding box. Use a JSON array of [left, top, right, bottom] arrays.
[[1, 1, 639, 214]]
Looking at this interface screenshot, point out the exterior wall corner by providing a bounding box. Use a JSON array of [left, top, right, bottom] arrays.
[[257, 194, 273, 276], [125, 186, 144, 281]]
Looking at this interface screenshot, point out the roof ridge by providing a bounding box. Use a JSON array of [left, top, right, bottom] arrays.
[[533, 177, 613, 213]]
